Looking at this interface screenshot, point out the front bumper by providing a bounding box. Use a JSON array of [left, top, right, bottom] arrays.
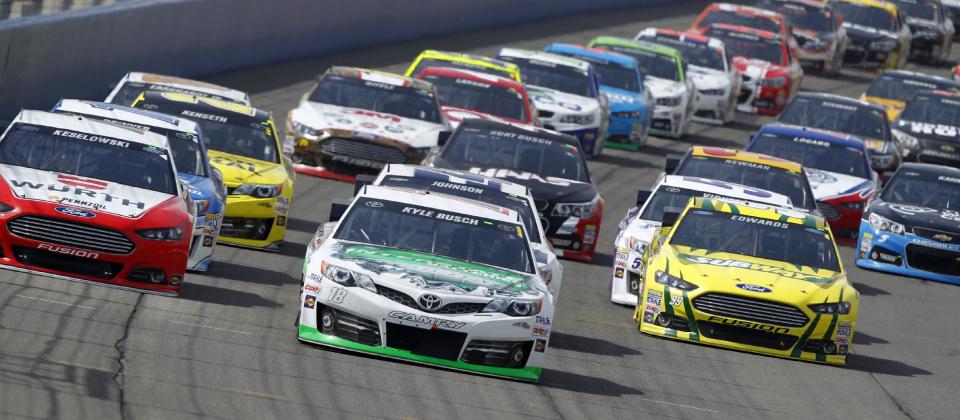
[[650, 105, 685, 138], [856, 222, 960, 285], [610, 246, 644, 306], [843, 42, 899, 69], [543, 209, 602, 263], [605, 111, 649, 149], [187, 213, 222, 272], [290, 134, 426, 175], [219, 193, 289, 250], [816, 198, 866, 236], [297, 284, 548, 381], [634, 284, 853, 365], [693, 91, 733, 125]]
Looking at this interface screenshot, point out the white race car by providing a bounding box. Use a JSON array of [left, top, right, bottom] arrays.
[[298, 185, 554, 381], [636, 28, 742, 125], [496, 48, 610, 146], [105, 72, 251, 106], [286, 67, 450, 176], [359, 164, 563, 297], [611, 175, 793, 305]]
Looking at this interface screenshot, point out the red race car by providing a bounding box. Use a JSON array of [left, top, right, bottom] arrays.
[[0, 110, 194, 295], [690, 2, 795, 45], [414, 66, 539, 128], [700, 23, 804, 115]]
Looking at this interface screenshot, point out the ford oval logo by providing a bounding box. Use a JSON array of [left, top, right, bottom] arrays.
[[55, 206, 95, 218], [736, 283, 772, 293]]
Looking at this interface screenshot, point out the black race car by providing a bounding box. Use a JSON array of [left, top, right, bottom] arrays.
[[892, 90, 960, 167], [888, 0, 955, 62], [943, 0, 960, 40], [427, 119, 603, 262], [778, 92, 901, 172]]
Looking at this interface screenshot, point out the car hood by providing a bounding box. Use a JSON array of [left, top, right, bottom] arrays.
[[907, 18, 940, 31], [894, 119, 960, 143], [208, 150, 289, 186], [0, 165, 174, 218], [805, 168, 873, 200], [600, 86, 646, 111], [733, 57, 785, 81], [440, 106, 512, 129], [326, 242, 544, 298], [862, 96, 904, 120], [644, 77, 686, 98], [843, 23, 897, 41], [526, 86, 601, 115], [688, 67, 730, 90], [871, 200, 960, 232], [291, 102, 446, 148]]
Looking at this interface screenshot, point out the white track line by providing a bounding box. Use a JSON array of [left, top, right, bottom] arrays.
[[15, 294, 96, 310], [171, 320, 252, 335], [635, 397, 720, 413]]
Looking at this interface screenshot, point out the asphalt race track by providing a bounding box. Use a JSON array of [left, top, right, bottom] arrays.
[[2, 1, 959, 419]]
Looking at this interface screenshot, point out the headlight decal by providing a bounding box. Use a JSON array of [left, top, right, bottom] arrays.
[[660, 285, 701, 340]]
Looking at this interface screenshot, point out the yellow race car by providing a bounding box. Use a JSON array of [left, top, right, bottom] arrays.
[[634, 197, 858, 365], [405, 49, 522, 82], [860, 70, 960, 121], [133, 92, 296, 251]]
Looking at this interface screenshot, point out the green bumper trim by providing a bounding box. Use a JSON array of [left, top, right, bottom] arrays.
[[297, 325, 542, 382], [650, 129, 680, 139], [603, 139, 642, 151]]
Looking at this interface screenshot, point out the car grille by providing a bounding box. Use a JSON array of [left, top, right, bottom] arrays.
[[905, 244, 960, 276], [538, 110, 555, 119], [319, 137, 408, 164], [386, 322, 467, 361], [328, 307, 382, 346], [628, 270, 642, 296], [697, 320, 798, 350], [7, 216, 135, 254], [461, 340, 533, 368], [692, 293, 809, 328], [913, 227, 960, 245], [220, 217, 273, 240], [737, 87, 752, 104], [377, 285, 487, 314], [12, 245, 122, 279], [816, 201, 841, 221]]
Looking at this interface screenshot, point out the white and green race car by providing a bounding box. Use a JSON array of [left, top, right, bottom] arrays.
[[298, 185, 554, 381]]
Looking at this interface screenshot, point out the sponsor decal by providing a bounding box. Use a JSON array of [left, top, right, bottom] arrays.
[[276, 215, 287, 226], [469, 168, 573, 187], [678, 254, 833, 283], [806, 170, 837, 185], [532, 326, 548, 336], [535, 315, 552, 326], [939, 175, 960, 184], [308, 273, 323, 283], [387, 310, 467, 330], [57, 174, 108, 190], [328, 286, 348, 304], [303, 295, 317, 309], [901, 120, 960, 138], [535, 338, 547, 352], [669, 295, 684, 307], [646, 289, 663, 307], [52, 129, 131, 148], [512, 321, 530, 330], [888, 204, 938, 216], [736, 283, 772, 293], [304, 284, 320, 293], [11, 179, 147, 210], [838, 344, 848, 355], [401, 207, 480, 226], [37, 243, 100, 259], [430, 181, 485, 195], [822, 102, 858, 112], [211, 155, 258, 173], [723, 159, 771, 171], [54, 206, 95, 218], [731, 215, 788, 229], [707, 316, 790, 334], [181, 110, 228, 123], [614, 267, 625, 278]]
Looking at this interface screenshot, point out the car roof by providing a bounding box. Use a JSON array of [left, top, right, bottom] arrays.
[[897, 162, 960, 177], [637, 27, 726, 50], [53, 99, 200, 135], [757, 123, 867, 150], [706, 23, 783, 40], [122, 72, 250, 104], [795, 91, 884, 111], [416, 66, 524, 89], [589, 36, 682, 57], [327, 66, 435, 91], [414, 50, 519, 73], [358, 184, 523, 223], [11, 109, 170, 149], [757, 0, 830, 9], [659, 175, 794, 207], [544, 43, 638, 67], [139, 91, 271, 122], [497, 48, 592, 72], [378, 164, 530, 197], [690, 196, 828, 229], [690, 146, 804, 173], [713, 2, 786, 20], [831, 0, 899, 14], [880, 70, 960, 87], [458, 118, 581, 147]]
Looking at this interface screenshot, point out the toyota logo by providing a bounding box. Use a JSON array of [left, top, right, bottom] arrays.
[[417, 293, 443, 311], [365, 201, 384, 208]]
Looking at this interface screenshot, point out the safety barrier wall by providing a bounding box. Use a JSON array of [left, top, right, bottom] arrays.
[[0, 0, 668, 118]]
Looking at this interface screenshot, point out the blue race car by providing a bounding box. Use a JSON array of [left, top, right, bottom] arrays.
[[52, 99, 227, 272], [856, 162, 960, 285], [544, 43, 652, 152]]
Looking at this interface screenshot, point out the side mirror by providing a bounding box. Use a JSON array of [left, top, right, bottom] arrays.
[[354, 174, 377, 196], [437, 131, 452, 147], [664, 154, 682, 174], [636, 189, 652, 207], [329, 199, 350, 222], [661, 211, 681, 227]]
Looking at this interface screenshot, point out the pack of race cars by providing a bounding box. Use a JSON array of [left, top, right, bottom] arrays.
[[2, 0, 960, 382]]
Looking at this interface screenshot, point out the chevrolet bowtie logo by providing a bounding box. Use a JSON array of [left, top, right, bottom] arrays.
[[942, 144, 956, 153], [933, 233, 953, 242]]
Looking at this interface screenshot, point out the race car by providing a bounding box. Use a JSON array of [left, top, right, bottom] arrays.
[[358, 165, 564, 297], [132, 92, 296, 251], [285, 67, 449, 179], [495, 48, 611, 152], [611, 175, 792, 305], [753, 0, 849, 73], [298, 184, 554, 381], [892, 89, 960, 166], [405, 50, 522, 82], [0, 110, 194, 295], [666, 146, 820, 214], [635, 28, 742, 125], [861, 70, 960, 121], [414, 66, 538, 127], [427, 119, 603, 262], [830, 0, 913, 70], [51, 99, 226, 272], [701, 24, 804, 116], [544, 43, 652, 153], [635, 197, 858, 365], [857, 163, 960, 284], [888, 0, 954, 62], [588, 37, 695, 138], [745, 123, 878, 235], [778, 92, 901, 172], [105, 72, 250, 106]]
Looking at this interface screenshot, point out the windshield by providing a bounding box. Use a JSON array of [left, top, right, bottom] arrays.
[[422, 75, 528, 121], [882, 170, 960, 209], [639, 36, 726, 71], [889, 0, 937, 21], [309, 75, 441, 123], [779, 97, 890, 140], [700, 9, 782, 33], [865, 75, 955, 101], [0, 123, 177, 194], [109, 82, 234, 107], [899, 94, 960, 127], [581, 58, 640, 92], [335, 197, 534, 273], [377, 174, 542, 243], [833, 2, 897, 32], [498, 56, 593, 97], [593, 43, 680, 81], [639, 184, 781, 222], [440, 126, 589, 182], [754, 1, 834, 32], [670, 209, 840, 272], [411, 58, 515, 81], [675, 155, 815, 210], [704, 28, 784, 64], [748, 132, 870, 178]]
